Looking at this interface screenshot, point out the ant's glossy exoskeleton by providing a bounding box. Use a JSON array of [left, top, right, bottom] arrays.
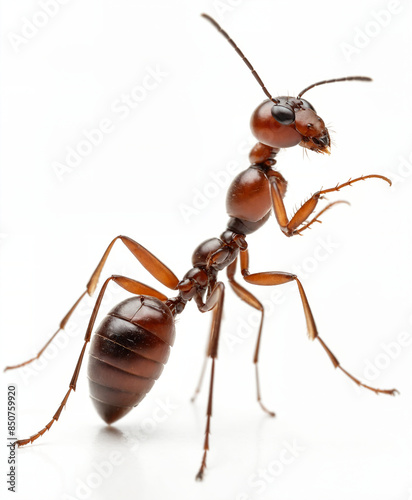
[[5, 13, 398, 481]]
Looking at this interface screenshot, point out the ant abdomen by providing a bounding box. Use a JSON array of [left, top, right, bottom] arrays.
[[87, 295, 175, 424]]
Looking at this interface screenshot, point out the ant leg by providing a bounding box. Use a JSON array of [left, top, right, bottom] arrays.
[[239, 249, 398, 396], [86, 235, 179, 295], [195, 282, 225, 481], [269, 174, 391, 237], [16, 276, 167, 447], [5, 235, 179, 372], [294, 201, 350, 235], [227, 259, 275, 417], [4, 291, 87, 371]]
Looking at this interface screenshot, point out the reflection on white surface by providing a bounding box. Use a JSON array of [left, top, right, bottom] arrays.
[[7, 343, 411, 500]]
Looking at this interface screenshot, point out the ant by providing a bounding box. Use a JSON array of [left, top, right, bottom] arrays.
[[5, 13, 398, 481]]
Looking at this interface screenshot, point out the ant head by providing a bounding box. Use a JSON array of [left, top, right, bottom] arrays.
[[202, 13, 372, 157], [251, 96, 330, 154]]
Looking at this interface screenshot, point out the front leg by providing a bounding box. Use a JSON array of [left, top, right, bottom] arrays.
[[268, 174, 391, 237]]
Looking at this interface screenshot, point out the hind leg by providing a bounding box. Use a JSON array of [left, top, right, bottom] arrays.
[[17, 276, 167, 446], [5, 235, 179, 372]]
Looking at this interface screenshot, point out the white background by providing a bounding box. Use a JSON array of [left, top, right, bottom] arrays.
[[1, 1, 411, 499]]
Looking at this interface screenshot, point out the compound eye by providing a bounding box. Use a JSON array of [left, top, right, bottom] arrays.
[[271, 104, 295, 125], [300, 99, 316, 112]]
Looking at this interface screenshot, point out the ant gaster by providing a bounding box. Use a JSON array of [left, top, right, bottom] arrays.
[[5, 13, 397, 481]]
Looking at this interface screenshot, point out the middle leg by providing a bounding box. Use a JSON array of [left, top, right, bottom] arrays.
[[195, 281, 225, 481], [239, 248, 398, 396]]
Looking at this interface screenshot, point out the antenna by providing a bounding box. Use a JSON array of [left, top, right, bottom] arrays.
[[298, 76, 372, 98], [201, 13, 279, 104]]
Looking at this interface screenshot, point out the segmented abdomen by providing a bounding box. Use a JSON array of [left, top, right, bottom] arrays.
[[87, 295, 175, 424]]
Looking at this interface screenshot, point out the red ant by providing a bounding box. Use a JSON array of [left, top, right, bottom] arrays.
[[5, 13, 397, 481]]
